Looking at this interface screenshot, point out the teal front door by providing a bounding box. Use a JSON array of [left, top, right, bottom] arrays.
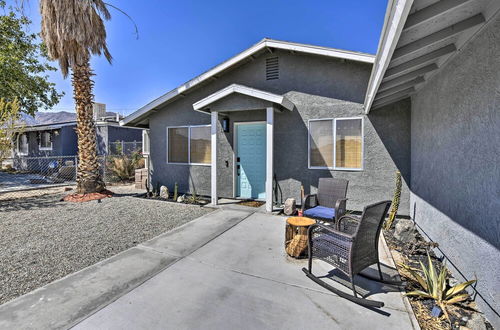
[[236, 123, 266, 199]]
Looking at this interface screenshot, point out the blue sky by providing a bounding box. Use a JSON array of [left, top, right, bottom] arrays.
[[15, 0, 388, 115]]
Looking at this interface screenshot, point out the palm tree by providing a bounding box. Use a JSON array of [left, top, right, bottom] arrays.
[[40, 0, 112, 194]]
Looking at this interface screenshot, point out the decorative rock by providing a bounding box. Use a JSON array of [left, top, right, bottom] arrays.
[[159, 185, 169, 199], [283, 198, 296, 216], [177, 194, 185, 203], [393, 218, 418, 243], [466, 313, 487, 330]]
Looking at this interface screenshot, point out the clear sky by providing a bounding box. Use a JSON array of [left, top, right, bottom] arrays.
[[14, 0, 388, 115]]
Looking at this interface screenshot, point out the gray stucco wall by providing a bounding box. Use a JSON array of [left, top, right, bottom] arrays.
[[410, 14, 500, 327], [275, 94, 411, 213], [147, 48, 411, 214]]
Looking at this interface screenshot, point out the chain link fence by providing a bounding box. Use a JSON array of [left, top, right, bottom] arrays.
[[0, 154, 146, 200], [108, 141, 142, 156]]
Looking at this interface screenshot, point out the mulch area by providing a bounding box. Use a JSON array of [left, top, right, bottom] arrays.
[[238, 201, 265, 207], [63, 190, 114, 202], [384, 225, 491, 330]]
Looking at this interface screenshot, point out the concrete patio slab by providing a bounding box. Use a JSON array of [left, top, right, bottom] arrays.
[[141, 209, 253, 257], [74, 257, 414, 330], [73, 211, 416, 330]]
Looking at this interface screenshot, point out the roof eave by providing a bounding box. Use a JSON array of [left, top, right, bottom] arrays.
[[121, 39, 374, 127], [363, 0, 414, 114]]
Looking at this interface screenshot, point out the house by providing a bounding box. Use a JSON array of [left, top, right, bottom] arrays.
[[121, 0, 500, 325], [121, 39, 410, 218], [14, 103, 143, 157]]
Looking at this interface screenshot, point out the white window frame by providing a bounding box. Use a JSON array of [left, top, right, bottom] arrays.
[[142, 129, 150, 155], [308, 116, 364, 171], [166, 124, 211, 166], [39, 131, 53, 151], [17, 133, 29, 156]]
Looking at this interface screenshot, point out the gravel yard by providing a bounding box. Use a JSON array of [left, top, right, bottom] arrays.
[[0, 185, 214, 305]]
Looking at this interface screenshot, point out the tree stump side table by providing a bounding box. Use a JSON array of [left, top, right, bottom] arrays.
[[285, 216, 316, 258]]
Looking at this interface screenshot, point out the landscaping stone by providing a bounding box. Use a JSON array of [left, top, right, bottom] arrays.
[[393, 218, 418, 243], [159, 185, 169, 199], [466, 313, 487, 330]]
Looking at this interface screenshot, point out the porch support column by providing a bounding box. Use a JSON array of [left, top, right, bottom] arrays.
[[266, 106, 274, 212], [211, 111, 218, 206]]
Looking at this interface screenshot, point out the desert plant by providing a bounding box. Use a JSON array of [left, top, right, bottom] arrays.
[[107, 151, 143, 182], [401, 253, 476, 321], [384, 171, 402, 230], [173, 182, 178, 201]]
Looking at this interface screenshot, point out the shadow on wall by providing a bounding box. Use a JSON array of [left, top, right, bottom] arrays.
[[369, 98, 411, 186]]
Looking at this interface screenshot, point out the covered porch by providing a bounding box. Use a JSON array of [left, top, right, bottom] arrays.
[[193, 84, 294, 212]]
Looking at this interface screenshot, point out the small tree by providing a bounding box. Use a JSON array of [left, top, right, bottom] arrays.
[[0, 1, 63, 116], [0, 98, 23, 164]]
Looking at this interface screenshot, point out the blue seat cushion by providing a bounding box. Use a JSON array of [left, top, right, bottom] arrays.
[[304, 206, 335, 220]]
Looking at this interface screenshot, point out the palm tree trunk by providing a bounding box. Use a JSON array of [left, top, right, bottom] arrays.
[[72, 59, 105, 194]]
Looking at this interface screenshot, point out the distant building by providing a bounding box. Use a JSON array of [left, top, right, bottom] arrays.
[[13, 103, 143, 157]]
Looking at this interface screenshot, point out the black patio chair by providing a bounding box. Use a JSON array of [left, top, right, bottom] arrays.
[[302, 200, 402, 308], [303, 178, 348, 223]]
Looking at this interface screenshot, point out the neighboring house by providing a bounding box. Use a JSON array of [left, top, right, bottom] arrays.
[[122, 0, 500, 325], [13, 103, 143, 157]]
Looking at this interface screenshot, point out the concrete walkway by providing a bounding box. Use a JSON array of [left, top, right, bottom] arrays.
[[0, 208, 417, 330]]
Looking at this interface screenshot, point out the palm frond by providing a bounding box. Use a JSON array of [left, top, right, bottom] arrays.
[[40, 0, 112, 77]]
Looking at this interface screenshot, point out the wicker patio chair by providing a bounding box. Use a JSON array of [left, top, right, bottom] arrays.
[[303, 178, 348, 223], [302, 200, 402, 308]]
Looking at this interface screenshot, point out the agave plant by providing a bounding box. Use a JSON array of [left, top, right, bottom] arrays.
[[400, 253, 476, 320]]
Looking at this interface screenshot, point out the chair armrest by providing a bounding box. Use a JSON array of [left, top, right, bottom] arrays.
[[336, 214, 360, 232], [308, 223, 354, 241], [334, 198, 348, 220], [303, 194, 318, 210]]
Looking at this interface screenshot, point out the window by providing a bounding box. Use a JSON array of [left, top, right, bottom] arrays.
[[39, 131, 52, 150], [189, 126, 211, 164], [309, 120, 333, 168], [309, 117, 363, 170], [167, 125, 211, 165], [17, 133, 28, 155], [142, 129, 150, 155], [335, 118, 362, 169]]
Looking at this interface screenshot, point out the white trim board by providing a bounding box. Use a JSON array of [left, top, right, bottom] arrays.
[[363, 0, 415, 114], [121, 38, 374, 127], [193, 84, 294, 113]]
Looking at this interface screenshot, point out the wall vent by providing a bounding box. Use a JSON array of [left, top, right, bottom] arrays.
[[266, 57, 279, 80]]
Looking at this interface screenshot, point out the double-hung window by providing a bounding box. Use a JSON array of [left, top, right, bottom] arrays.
[[309, 117, 363, 170], [39, 131, 52, 150], [167, 125, 211, 165]]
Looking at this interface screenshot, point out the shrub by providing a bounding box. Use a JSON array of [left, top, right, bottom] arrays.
[[107, 151, 144, 182]]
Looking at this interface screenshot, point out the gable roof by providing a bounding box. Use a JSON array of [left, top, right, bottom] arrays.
[[121, 38, 375, 127], [193, 84, 294, 113]]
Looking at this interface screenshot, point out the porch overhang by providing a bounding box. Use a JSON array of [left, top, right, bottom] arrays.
[[192, 84, 294, 113], [364, 0, 498, 113]]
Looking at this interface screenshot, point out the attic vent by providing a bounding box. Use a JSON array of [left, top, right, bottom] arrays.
[[266, 57, 279, 80]]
